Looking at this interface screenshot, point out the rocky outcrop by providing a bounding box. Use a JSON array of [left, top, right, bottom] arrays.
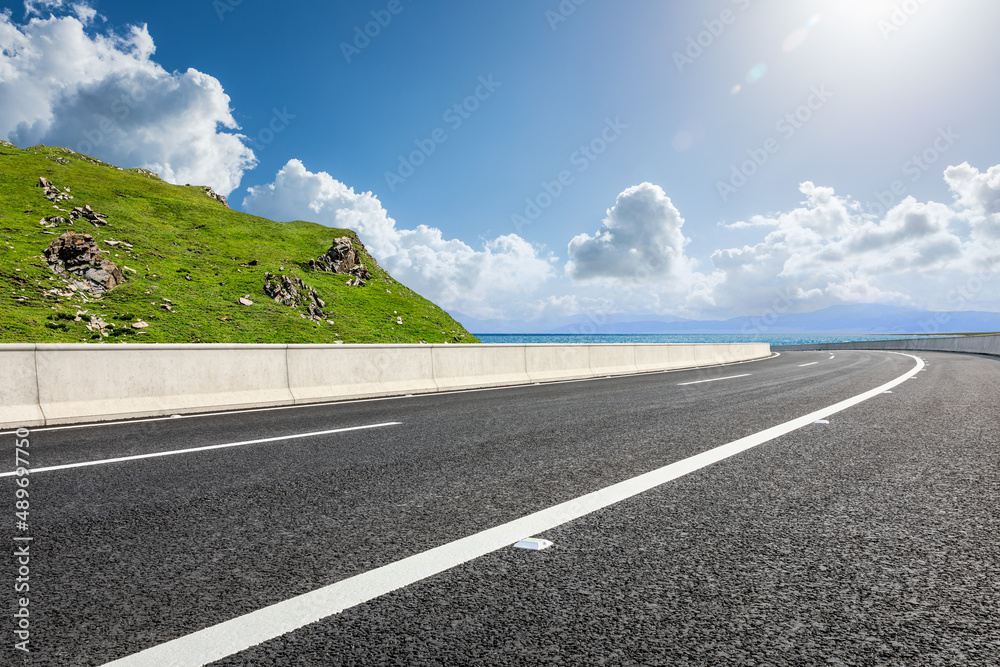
[[70, 205, 109, 227], [38, 177, 73, 203], [36, 177, 110, 227], [39, 216, 71, 229], [202, 186, 229, 208], [310, 236, 371, 286], [44, 233, 125, 296], [264, 272, 326, 320], [130, 168, 160, 180], [38, 205, 108, 228]]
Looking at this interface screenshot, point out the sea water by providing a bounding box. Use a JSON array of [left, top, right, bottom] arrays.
[[473, 333, 934, 346]]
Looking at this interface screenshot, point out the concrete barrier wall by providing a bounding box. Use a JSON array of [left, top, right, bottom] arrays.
[[525, 346, 593, 383], [588, 345, 638, 376], [432, 345, 531, 391], [0, 345, 44, 427], [774, 334, 1000, 357], [634, 344, 672, 373], [666, 344, 696, 370], [287, 345, 436, 402], [726, 343, 765, 364], [0, 342, 771, 428], [34, 344, 294, 426]]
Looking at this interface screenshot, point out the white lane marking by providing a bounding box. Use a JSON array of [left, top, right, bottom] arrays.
[[0, 422, 401, 478], [677, 374, 751, 386], [100, 353, 924, 667], [513, 538, 553, 551], [829, 355, 836, 359], [798, 362, 819, 367], [0, 354, 782, 436]]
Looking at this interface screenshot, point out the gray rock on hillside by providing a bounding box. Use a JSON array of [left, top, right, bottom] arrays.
[[310, 236, 372, 285], [37, 176, 73, 203], [44, 232, 125, 296], [70, 205, 109, 227], [264, 272, 326, 320], [202, 186, 229, 207], [39, 216, 71, 229]]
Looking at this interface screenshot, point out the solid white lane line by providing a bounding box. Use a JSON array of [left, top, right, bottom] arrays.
[[798, 362, 819, 367], [0, 422, 401, 478], [677, 374, 751, 386], [1, 354, 783, 436], [100, 353, 924, 667]]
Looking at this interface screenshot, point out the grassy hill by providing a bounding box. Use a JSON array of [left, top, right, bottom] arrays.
[[0, 142, 477, 344]]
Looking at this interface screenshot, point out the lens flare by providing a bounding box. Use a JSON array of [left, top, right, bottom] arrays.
[[783, 14, 823, 53], [671, 130, 695, 152], [745, 62, 767, 84], [782, 27, 809, 52]]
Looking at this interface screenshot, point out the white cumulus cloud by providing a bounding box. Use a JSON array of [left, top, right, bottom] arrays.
[[565, 182, 697, 288], [242, 159, 556, 317], [704, 173, 998, 315], [944, 162, 1000, 242], [550, 169, 1000, 324], [0, 6, 255, 196]]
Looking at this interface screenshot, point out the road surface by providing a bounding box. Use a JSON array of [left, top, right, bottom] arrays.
[[2, 350, 998, 665]]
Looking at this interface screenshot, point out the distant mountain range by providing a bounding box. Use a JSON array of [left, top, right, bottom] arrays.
[[455, 304, 1000, 336]]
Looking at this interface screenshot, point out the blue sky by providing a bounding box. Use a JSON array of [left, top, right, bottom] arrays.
[[4, 0, 1000, 327]]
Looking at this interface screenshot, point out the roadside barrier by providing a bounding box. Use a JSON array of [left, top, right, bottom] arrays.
[[0, 342, 771, 428]]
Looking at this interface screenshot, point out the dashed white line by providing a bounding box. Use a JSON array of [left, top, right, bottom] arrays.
[[0, 422, 401, 478], [99, 353, 925, 667], [798, 362, 819, 367], [677, 374, 751, 386]]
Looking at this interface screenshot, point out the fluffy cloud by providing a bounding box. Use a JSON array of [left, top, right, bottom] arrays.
[[945, 162, 1000, 215], [944, 162, 1000, 241], [566, 182, 697, 287], [0, 7, 255, 196], [704, 172, 999, 315], [23, 0, 67, 16], [243, 159, 556, 317], [548, 167, 1000, 323]]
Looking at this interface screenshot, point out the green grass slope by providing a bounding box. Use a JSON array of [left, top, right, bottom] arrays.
[[0, 142, 477, 344]]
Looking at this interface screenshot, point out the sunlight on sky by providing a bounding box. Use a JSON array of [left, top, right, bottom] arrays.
[[782, 14, 822, 53], [744, 62, 768, 84], [3, 0, 999, 325]]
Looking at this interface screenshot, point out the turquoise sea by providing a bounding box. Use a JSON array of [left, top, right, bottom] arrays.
[[474, 333, 934, 346]]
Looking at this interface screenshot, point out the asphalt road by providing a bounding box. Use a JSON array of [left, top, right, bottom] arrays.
[[2, 350, 998, 665]]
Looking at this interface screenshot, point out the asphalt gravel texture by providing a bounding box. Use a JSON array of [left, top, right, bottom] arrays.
[[2, 350, 998, 665]]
